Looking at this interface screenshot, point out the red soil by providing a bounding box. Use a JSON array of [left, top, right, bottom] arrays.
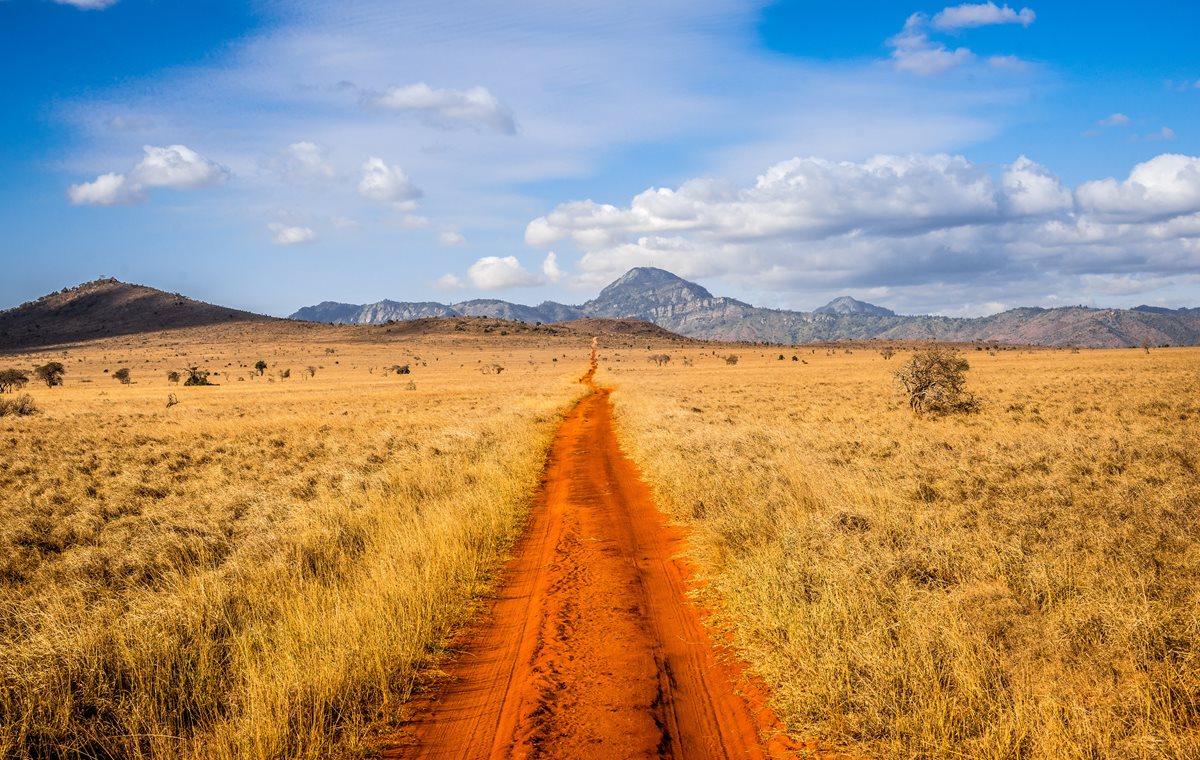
[[383, 344, 808, 758]]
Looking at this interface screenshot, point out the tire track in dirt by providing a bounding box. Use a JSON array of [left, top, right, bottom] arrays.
[[383, 340, 805, 758]]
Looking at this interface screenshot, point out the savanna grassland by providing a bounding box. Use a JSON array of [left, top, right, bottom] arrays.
[[603, 344, 1200, 759], [0, 325, 590, 759]]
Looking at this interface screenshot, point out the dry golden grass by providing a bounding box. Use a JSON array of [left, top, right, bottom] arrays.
[[0, 327, 589, 759], [602, 344, 1200, 759]]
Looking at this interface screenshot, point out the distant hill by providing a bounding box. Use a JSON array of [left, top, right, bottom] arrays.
[[814, 296, 895, 317], [0, 278, 272, 351], [290, 267, 1200, 348]]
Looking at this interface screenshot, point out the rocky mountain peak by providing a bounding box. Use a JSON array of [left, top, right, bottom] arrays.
[[814, 296, 895, 317]]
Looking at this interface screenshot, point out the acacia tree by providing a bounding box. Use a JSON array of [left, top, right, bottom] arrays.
[[0, 368, 29, 393], [894, 346, 979, 415], [113, 368, 132, 384], [34, 362, 65, 388], [255, 360, 268, 376]]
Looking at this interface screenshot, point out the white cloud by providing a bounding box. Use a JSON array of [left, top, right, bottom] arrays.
[[368, 82, 515, 134], [67, 172, 137, 206], [525, 152, 1200, 310], [1076, 154, 1200, 220], [467, 256, 542, 289], [68, 144, 228, 205], [1002, 155, 1072, 215], [1099, 113, 1131, 127], [438, 230, 466, 246], [1161, 126, 1177, 141], [264, 141, 336, 182], [932, 3, 1036, 31], [268, 223, 317, 245], [542, 251, 563, 282], [357, 157, 422, 207], [888, 14, 974, 75], [435, 273, 464, 290], [400, 215, 430, 229], [53, 0, 119, 9]]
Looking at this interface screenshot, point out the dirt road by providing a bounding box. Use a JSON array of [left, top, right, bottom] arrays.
[[384, 345, 797, 758]]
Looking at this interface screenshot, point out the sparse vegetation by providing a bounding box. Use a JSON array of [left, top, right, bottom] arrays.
[[0, 393, 39, 416], [167, 370, 181, 384], [894, 345, 979, 415], [648, 353, 671, 367], [183, 366, 213, 386], [0, 368, 29, 393], [34, 361, 65, 387], [113, 367, 131, 384], [255, 360, 268, 375], [724, 354, 738, 365], [0, 333, 586, 760], [606, 345, 1200, 759], [880, 347, 895, 360]]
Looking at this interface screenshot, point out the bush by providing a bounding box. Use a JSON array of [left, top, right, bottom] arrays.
[[725, 355, 739, 365], [183, 367, 213, 386], [167, 371, 181, 384], [0, 368, 29, 393], [0, 394, 39, 416], [113, 368, 132, 384], [34, 362, 65, 387], [880, 348, 896, 360], [255, 360, 268, 376], [894, 346, 979, 415], [648, 354, 671, 367]]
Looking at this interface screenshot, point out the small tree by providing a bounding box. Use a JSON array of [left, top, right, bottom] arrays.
[[167, 371, 181, 384], [183, 367, 213, 386], [724, 354, 739, 365], [894, 346, 979, 415], [0, 368, 29, 394], [880, 348, 896, 360], [113, 368, 132, 384], [34, 362, 65, 388], [278, 368, 291, 380], [255, 360, 268, 376]]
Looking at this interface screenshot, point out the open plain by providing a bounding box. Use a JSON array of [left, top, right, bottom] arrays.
[[1, 323, 1198, 760]]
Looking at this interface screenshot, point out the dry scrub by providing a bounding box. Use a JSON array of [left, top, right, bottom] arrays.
[[0, 330, 587, 759], [603, 345, 1200, 759]]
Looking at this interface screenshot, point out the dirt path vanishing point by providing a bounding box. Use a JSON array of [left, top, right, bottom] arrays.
[[384, 341, 801, 759]]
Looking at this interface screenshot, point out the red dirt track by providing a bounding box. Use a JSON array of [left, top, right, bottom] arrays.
[[384, 344, 799, 759]]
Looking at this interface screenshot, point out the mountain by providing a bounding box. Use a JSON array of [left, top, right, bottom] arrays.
[[814, 296, 896, 317], [0, 278, 272, 351], [289, 267, 1200, 348]]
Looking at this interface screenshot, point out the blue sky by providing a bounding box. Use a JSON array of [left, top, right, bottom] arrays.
[[1, 0, 1198, 317]]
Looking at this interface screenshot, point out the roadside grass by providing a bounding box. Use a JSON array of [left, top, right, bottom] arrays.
[[603, 345, 1200, 759], [0, 330, 587, 759]]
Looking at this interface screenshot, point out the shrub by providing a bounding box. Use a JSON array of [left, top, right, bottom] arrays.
[[183, 367, 213, 386], [0, 394, 39, 416], [725, 355, 739, 365], [306, 366, 317, 378], [278, 369, 291, 380], [894, 346, 979, 415], [0, 368, 29, 393], [113, 368, 132, 384], [880, 348, 895, 360], [167, 371, 181, 384], [648, 354, 671, 367], [34, 362, 65, 388], [255, 360, 268, 376]]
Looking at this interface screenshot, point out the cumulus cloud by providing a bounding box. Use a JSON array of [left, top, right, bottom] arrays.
[[1003, 155, 1072, 215], [931, 3, 1035, 31], [357, 157, 422, 207], [438, 230, 466, 246], [268, 223, 317, 245], [368, 82, 515, 134], [467, 256, 541, 289], [542, 251, 563, 282], [68, 144, 229, 205], [1075, 154, 1200, 220], [525, 152, 1200, 306]]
